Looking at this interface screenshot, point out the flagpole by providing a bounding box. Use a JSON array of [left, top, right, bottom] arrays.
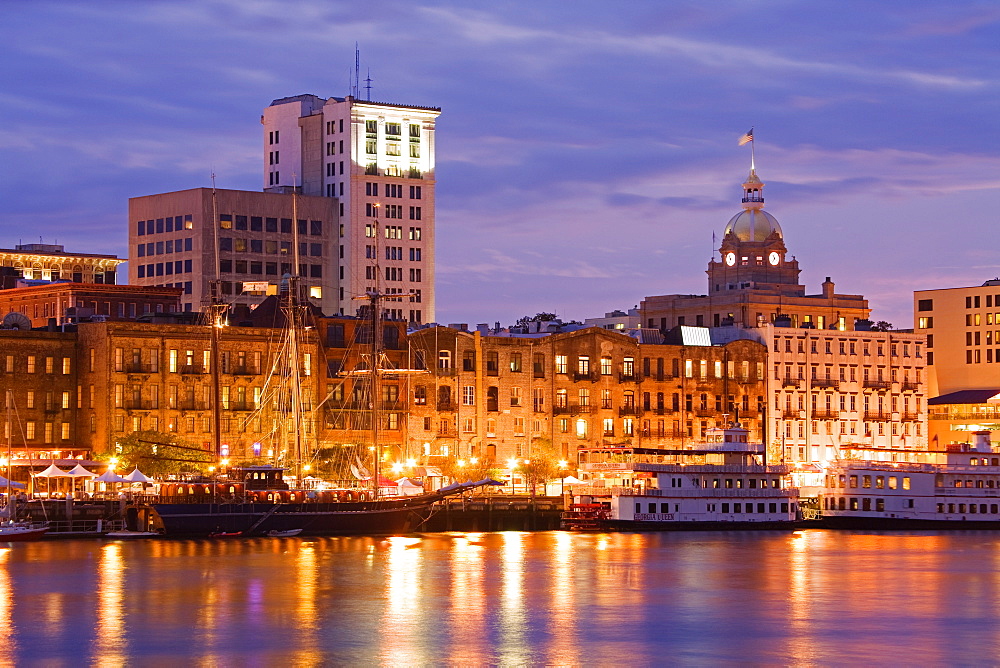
[[750, 128, 755, 172]]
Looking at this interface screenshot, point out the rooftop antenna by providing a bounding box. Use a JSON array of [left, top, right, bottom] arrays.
[[364, 68, 373, 101], [353, 42, 360, 98]]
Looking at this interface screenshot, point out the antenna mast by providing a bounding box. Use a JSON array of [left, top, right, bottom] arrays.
[[354, 43, 360, 98], [364, 68, 373, 101]]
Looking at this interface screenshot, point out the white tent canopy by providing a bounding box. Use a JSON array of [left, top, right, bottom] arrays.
[[123, 468, 153, 483], [94, 470, 128, 483], [33, 464, 71, 478], [561, 476, 585, 484], [67, 464, 97, 478]]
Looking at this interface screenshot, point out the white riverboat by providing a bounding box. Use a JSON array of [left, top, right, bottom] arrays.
[[817, 430, 1000, 528], [566, 422, 799, 531]]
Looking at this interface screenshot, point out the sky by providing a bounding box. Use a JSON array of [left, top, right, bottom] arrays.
[[1, 0, 999, 329]]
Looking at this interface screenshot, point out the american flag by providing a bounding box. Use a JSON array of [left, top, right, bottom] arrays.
[[738, 128, 753, 146]]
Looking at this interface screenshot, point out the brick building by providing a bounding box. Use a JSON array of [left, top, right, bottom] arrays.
[[0, 282, 182, 328], [406, 325, 768, 467]]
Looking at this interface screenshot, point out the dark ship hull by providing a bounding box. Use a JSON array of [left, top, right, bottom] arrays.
[[151, 496, 440, 537]]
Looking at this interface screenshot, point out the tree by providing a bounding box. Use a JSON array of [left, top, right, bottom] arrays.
[[108, 431, 214, 477], [871, 321, 893, 331]]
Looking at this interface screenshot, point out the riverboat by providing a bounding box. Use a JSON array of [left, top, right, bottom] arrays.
[[816, 430, 1000, 528], [565, 421, 799, 530]]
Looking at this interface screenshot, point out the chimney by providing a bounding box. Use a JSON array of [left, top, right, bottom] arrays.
[[822, 277, 835, 299]]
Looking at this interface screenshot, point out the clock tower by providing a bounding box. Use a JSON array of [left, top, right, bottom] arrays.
[[707, 167, 800, 295]]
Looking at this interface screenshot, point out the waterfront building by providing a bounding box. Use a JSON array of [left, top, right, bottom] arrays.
[[641, 165, 927, 465], [0, 282, 181, 328], [261, 94, 440, 323], [406, 324, 768, 466], [913, 280, 1000, 447], [0, 328, 82, 459], [0, 242, 123, 289], [127, 188, 339, 315]]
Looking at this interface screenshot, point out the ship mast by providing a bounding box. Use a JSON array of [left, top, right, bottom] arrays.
[[288, 177, 305, 483], [209, 177, 226, 466]]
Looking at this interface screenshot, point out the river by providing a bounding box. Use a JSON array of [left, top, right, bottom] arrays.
[[3, 530, 1000, 665]]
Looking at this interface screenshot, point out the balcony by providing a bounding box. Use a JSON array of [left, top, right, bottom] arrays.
[[124, 363, 154, 374], [574, 371, 595, 382], [782, 409, 803, 419], [619, 372, 640, 382], [177, 402, 208, 411], [863, 411, 888, 421], [901, 412, 920, 422], [228, 366, 259, 376], [811, 409, 840, 419], [810, 378, 839, 388], [180, 365, 205, 375], [124, 401, 155, 411], [863, 379, 892, 390], [900, 381, 920, 392], [780, 376, 802, 388], [618, 406, 640, 417], [225, 402, 256, 412]]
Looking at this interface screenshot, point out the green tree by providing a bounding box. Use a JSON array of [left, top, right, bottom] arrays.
[[109, 431, 214, 477]]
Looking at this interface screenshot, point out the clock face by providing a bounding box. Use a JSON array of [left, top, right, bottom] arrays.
[[768, 251, 780, 266], [725, 252, 736, 266]]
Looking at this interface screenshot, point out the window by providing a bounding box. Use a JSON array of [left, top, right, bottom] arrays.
[[463, 386, 475, 406], [601, 357, 612, 375], [555, 355, 568, 374]]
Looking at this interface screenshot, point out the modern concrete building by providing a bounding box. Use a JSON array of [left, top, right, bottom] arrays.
[[913, 280, 1000, 396], [128, 188, 339, 314], [914, 279, 1000, 446], [261, 94, 440, 323]]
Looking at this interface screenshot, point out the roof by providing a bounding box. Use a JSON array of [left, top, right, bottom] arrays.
[[928, 389, 1000, 405], [723, 209, 782, 242]]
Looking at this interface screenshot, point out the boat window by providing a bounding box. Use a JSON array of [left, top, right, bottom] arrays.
[[903, 477, 910, 490], [888, 476, 897, 489], [849, 475, 858, 488], [875, 476, 884, 489], [862, 476, 871, 488]]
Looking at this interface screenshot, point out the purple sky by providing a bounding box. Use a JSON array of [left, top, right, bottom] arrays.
[[2, 1, 999, 329]]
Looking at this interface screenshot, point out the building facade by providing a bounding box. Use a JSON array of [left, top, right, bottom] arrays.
[[640, 165, 927, 465], [407, 325, 769, 467], [913, 280, 1000, 446], [640, 168, 870, 330], [261, 94, 440, 323], [0, 243, 123, 289], [128, 188, 339, 314], [0, 282, 182, 328]]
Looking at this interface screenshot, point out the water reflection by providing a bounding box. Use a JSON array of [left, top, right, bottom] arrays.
[[3, 532, 1000, 664], [94, 543, 126, 665], [0, 548, 13, 664]]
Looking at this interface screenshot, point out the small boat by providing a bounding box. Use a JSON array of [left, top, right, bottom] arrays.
[[560, 503, 609, 531], [0, 521, 49, 542], [207, 530, 244, 538], [266, 528, 302, 537], [104, 530, 161, 539]]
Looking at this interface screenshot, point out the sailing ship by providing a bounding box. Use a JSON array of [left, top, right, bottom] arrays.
[[148, 197, 484, 537]]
